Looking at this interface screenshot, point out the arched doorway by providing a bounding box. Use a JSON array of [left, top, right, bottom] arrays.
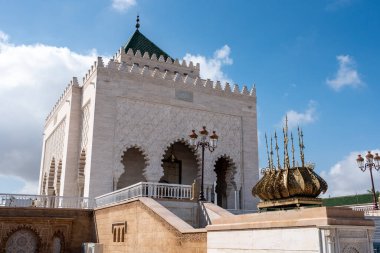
[[160, 141, 198, 185], [214, 156, 236, 209], [5, 228, 39, 253], [117, 147, 147, 189]]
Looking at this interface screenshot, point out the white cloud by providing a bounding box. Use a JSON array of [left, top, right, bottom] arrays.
[[0, 30, 97, 191], [321, 149, 380, 197], [0, 30, 9, 42], [326, 55, 363, 91], [112, 0, 136, 12], [183, 45, 233, 84], [281, 100, 317, 129]]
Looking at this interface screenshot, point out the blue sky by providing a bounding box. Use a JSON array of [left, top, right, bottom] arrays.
[[0, 0, 379, 197]]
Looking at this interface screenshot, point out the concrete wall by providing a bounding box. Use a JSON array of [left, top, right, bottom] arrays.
[[94, 198, 206, 253], [207, 207, 375, 253], [0, 207, 95, 253]]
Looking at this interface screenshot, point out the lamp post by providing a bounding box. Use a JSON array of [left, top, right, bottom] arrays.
[[189, 126, 218, 201], [356, 151, 380, 210]]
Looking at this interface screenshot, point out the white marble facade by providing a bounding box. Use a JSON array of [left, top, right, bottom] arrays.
[[38, 43, 259, 210]]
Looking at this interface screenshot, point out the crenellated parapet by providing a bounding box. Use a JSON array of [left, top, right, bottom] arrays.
[[46, 49, 256, 124], [114, 48, 200, 79], [98, 51, 256, 101], [45, 77, 79, 124]]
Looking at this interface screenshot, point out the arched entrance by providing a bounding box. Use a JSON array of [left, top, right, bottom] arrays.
[[117, 147, 148, 189], [160, 141, 198, 185], [214, 156, 236, 209], [5, 228, 39, 253]]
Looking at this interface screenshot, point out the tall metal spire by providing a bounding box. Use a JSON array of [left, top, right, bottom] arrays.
[[298, 127, 305, 167], [283, 115, 290, 169], [265, 133, 270, 169], [274, 131, 281, 169], [291, 132, 295, 168], [136, 15, 140, 30], [270, 135, 274, 169]]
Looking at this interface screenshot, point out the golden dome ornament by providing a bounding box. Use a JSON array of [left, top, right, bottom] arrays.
[[252, 117, 328, 210]]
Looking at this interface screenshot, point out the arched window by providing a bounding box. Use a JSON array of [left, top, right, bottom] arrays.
[[117, 147, 148, 189]]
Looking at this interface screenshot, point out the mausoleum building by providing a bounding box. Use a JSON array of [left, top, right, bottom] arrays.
[[37, 22, 259, 210]]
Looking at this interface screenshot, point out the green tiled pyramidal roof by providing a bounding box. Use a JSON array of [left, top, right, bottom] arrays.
[[124, 29, 171, 60]]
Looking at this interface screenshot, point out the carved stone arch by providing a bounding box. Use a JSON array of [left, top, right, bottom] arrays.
[[116, 144, 150, 189], [52, 230, 65, 253], [115, 144, 150, 180], [47, 157, 56, 195], [160, 138, 201, 169], [212, 154, 239, 209], [54, 160, 62, 196], [159, 138, 201, 185], [212, 154, 238, 189], [2, 225, 42, 253]]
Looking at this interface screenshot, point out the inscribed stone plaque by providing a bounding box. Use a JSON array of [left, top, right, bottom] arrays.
[[175, 90, 193, 102]]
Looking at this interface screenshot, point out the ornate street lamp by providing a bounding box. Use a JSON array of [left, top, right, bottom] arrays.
[[189, 126, 218, 201], [356, 151, 380, 210]]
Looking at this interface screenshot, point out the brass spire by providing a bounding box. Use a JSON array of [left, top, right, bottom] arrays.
[[270, 135, 274, 169], [283, 116, 290, 169], [265, 133, 270, 169], [136, 15, 140, 30], [298, 127, 305, 167], [274, 131, 281, 169], [291, 132, 295, 168]]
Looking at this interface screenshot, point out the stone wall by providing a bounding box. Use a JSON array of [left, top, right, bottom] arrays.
[[0, 207, 95, 253], [207, 207, 375, 253], [94, 198, 206, 253]]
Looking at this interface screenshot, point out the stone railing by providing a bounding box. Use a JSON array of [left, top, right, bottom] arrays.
[[351, 205, 380, 216], [95, 182, 193, 207], [0, 193, 94, 209]]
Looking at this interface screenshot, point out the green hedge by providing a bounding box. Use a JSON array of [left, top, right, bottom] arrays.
[[323, 193, 380, 206]]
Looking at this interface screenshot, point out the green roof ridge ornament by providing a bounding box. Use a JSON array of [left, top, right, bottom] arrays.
[[123, 14, 171, 60], [136, 15, 140, 30]]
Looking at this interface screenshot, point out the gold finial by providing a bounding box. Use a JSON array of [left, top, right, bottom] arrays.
[[298, 127, 305, 167], [274, 131, 281, 169], [291, 132, 295, 168], [283, 115, 290, 169], [265, 133, 270, 169], [270, 135, 274, 169], [136, 15, 140, 30]]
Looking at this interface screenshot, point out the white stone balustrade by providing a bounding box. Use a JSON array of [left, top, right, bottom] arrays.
[[0, 193, 94, 209], [95, 182, 193, 207]]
